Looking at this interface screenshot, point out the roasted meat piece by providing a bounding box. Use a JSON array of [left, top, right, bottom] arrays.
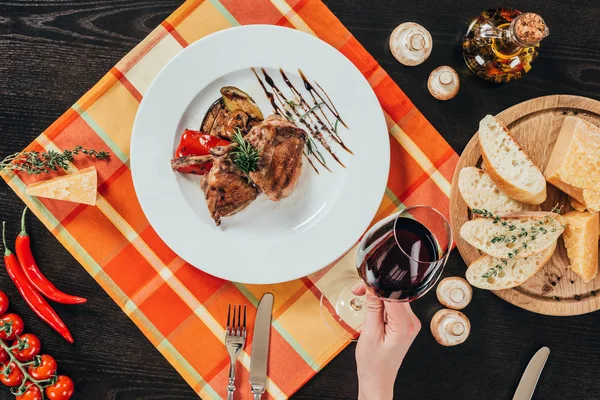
[[200, 157, 258, 226], [245, 115, 307, 201]]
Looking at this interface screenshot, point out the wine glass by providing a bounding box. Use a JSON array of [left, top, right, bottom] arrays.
[[320, 205, 452, 340]]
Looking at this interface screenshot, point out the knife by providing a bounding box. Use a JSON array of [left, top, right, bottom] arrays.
[[249, 293, 274, 400], [512, 347, 550, 400]]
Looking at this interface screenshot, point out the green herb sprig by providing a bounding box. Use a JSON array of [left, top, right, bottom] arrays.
[[472, 207, 563, 278], [0, 146, 110, 175], [230, 129, 260, 174], [482, 259, 508, 279], [306, 136, 327, 166], [298, 102, 324, 121]]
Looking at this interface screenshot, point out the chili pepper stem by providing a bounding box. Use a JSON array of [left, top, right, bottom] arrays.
[[2, 221, 12, 256], [20, 207, 28, 237]]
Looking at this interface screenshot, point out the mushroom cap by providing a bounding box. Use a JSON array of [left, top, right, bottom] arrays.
[[430, 309, 470, 347], [389, 22, 433, 66], [436, 276, 472, 310], [428, 66, 460, 101]]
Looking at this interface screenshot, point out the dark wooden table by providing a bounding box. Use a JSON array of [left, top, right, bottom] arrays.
[[1, 0, 599, 399]]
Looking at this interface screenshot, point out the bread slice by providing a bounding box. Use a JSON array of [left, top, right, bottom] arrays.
[[460, 212, 565, 259], [478, 115, 546, 205], [562, 211, 599, 282], [466, 241, 556, 290], [545, 117, 600, 193], [458, 167, 538, 213]]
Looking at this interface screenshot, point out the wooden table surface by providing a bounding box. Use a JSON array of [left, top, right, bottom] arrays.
[[1, 0, 599, 399]]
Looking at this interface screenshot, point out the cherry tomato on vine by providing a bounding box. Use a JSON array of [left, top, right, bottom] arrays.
[[16, 382, 42, 400], [12, 334, 41, 362], [0, 313, 24, 341], [0, 347, 9, 364], [45, 375, 74, 400], [0, 291, 8, 315], [0, 361, 24, 387], [28, 354, 57, 380]]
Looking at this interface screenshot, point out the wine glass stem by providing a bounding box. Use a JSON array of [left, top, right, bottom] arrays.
[[350, 296, 364, 311]]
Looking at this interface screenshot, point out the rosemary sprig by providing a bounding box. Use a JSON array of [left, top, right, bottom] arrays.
[[0, 146, 110, 175], [305, 135, 327, 166], [285, 99, 300, 108], [298, 102, 324, 121], [230, 129, 260, 174]]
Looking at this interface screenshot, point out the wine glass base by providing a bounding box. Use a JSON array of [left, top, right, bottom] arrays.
[[319, 277, 365, 342]]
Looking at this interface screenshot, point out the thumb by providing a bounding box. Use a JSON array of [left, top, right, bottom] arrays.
[[361, 293, 385, 340]]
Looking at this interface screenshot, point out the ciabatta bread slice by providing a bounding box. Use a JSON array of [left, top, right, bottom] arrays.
[[466, 241, 557, 290], [562, 211, 599, 283], [458, 167, 538, 213], [478, 115, 546, 205], [460, 212, 564, 259]]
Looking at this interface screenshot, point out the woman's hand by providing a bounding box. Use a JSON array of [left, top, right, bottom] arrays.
[[353, 283, 421, 400]]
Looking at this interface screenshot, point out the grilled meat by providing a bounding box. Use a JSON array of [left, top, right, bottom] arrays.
[[170, 155, 215, 172], [200, 157, 258, 226], [246, 115, 307, 201]]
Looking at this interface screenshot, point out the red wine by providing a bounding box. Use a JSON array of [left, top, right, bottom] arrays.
[[358, 217, 444, 301]]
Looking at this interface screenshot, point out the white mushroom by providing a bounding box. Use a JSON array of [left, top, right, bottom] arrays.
[[436, 277, 472, 310], [428, 66, 460, 100], [430, 309, 470, 347], [389, 22, 433, 66]]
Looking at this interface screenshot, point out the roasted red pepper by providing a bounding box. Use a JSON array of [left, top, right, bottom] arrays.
[[174, 130, 230, 174], [16, 208, 86, 305], [2, 222, 74, 343]]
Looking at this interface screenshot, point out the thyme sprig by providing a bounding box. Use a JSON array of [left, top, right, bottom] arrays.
[[305, 136, 327, 166], [0, 146, 110, 175], [472, 207, 563, 278], [482, 259, 508, 279], [230, 129, 260, 174]]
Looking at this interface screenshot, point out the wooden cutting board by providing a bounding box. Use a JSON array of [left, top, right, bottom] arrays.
[[450, 95, 600, 316]]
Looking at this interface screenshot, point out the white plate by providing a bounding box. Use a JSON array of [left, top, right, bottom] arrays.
[[131, 25, 389, 284]]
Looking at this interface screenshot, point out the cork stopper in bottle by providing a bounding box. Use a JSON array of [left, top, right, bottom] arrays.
[[514, 13, 549, 45]]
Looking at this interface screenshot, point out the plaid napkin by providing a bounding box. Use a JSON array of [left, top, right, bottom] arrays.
[[1, 0, 458, 398]]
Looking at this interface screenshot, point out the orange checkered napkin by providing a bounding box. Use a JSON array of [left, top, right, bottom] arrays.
[[1, 1, 458, 398]]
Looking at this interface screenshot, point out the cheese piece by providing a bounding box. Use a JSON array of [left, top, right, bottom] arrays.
[[569, 196, 587, 212], [583, 189, 600, 213], [26, 167, 97, 206], [562, 211, 599, 283], [544, 117, 600, 193]]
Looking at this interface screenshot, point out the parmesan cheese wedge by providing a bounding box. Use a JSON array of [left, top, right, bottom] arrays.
[[545, 117, 600, 196], [562, 211, 598, 283], [583, 189, 600, 214], [26, 167, 98, 206], [569, 196, 587, 212]]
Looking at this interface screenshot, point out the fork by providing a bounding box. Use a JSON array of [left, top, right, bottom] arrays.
[[225, 304, 246, 400]]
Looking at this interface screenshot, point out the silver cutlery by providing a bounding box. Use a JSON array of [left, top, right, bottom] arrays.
[[225, 304, 247, 400], [249, 293, 274, 400], [512, 347, 550, 400]]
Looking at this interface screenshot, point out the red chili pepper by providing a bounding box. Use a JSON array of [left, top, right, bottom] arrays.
[[2, 222, 74, 343], [16, 208, 86, 305]]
